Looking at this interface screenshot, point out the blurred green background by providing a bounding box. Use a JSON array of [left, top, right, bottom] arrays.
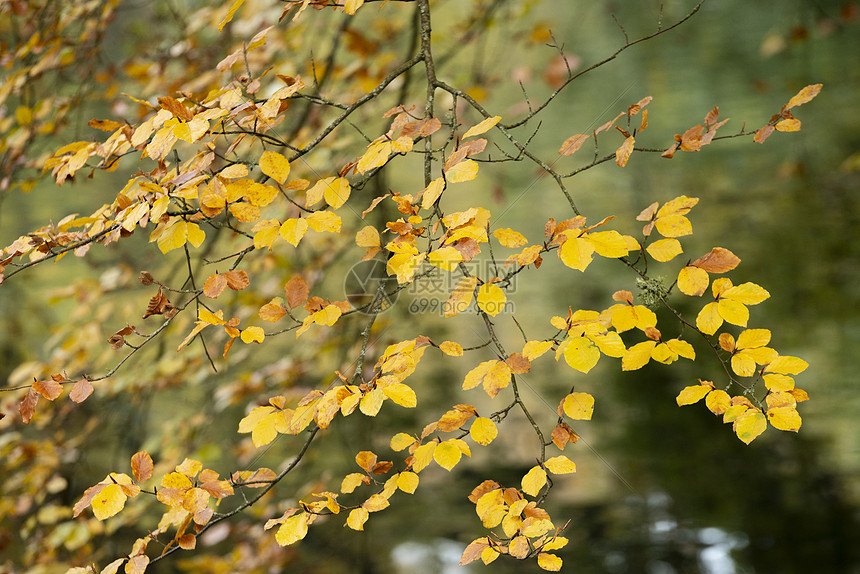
[[1, 1, 858, 572]]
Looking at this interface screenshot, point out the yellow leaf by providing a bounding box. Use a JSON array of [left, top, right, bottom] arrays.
[[357, 140, 392, 174], [560, 337, 600, 373], [340, 473, 365, 493], [445, 276, 479, 317], [383, 383, 417, 408], [439, 341, 463, 356], [655, 214, 693, 238], [521, 465, 547, 497], [240, 326, 265, 344], [775, 118, 801, 132], [493, 228, 528, 248], [665, 339, 695, 360], [218, 0, 245, 31], [427, 246, 463, 271], [463, 116, 501, 139], [91, 483, 127, 520], [397, 471, 419, 494], [696, 302, 723, 335], [562, 391, 594, 420], [280, 218, 309, 247], [244, 182, 279, 207], [646, 238, 683, 262], [253, 219, 281, 250], [355, 226, 380, 247], [705, 389, 731, 414], [586, 230, 629, 258], [346, 507, 369, 531], [736, 328, 770, 349], [476, 283, 507, 316], [362, 493, 390, 512], [344, 0, 364, 15], [481, 547, 500, 565], [276, 512, 309, 545], [324, 177, 351, 209], [591, 331, 626, 358], [523, 340, 553, 360], [723, 282, 770, 305], [764, 373, 795, 392], [470, 417, 498, 446], [390, 433, 417, 452], [678, 266, 709, 296], [229, 202, 261, 223], [785, 83, 822, 109], [764, 355, 809, 375], [558, 236, 594, 271], [411, 442, 436, 473], [306, 211, 342, 233], [155, 219, 188, 254], [544, 455, 576, 474], [260, 150, 291, 184], [767, 406, 802, 432], [305, 177, 331, 207], [717, 298, 749, 327], [433, 440, 462, 471], [622, 340, 656, 370], [445, 159, 479, 183], [734, 409, 767, 444], [420, 177, 446, 209], [676, 384, 710, 406], [538, 553, 563, 571]]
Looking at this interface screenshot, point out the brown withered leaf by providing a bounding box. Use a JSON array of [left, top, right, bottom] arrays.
[[131, 451, 154, 482], [33, 379, 63, 400], [285, 276, 309, 309], [679, 125, 704, 151], [139, 270, 155, 285], [143, 289, 167, 318], [505, 353, 531, 374], [19, 388, 39, 424], [223, 270, 250, 290], [158, 96, 193, 121], [692, 247, 740, 273], [69, 379, 94, 403], [107, 334, 125, 350], [754, 125, 775, 144], [203, 274, 228, 298]]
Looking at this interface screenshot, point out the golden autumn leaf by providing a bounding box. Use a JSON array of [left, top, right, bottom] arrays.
[[676, 384, 710, 406], [259, 150, 291, 184], [276, 512, 309, 545], [558, 235, 595, 271], [677, 265, 709, 296], [562, 391, 594, 420], [383, 382, 417, 408], [559, 336, 600, 373], [324, 177, 351, 209], [470, 417, 498, 445], [91, 482, 127, 520], [420, 177, 446, 209], [559, 133, 589, 156], [544, 455, 576, 474], [131, 451, 153, 482], [463, 116, 501, 139], [785, 83, 822, 109], [493, 228, 528, 248], [344, 0, 365, 15], [397, 471, 419, 493], [439, 341, 464, 356], [734, 409, 767, 444], [615, 135, 635, 167], [280, 218, 309, 247], [357, 140, 392, 173], [218, 0, 245, 31], [433, 440, 463, 471], [306, 211, 342, 232], [521, 465, 547, 497], [537, 553, 563, 571], [646, 238, 683, 262], [476, 283, 506, 316], [445, 158, 480, 183]]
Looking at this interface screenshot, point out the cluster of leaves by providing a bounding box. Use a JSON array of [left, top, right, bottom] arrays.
[[0, 0, 822, 572]]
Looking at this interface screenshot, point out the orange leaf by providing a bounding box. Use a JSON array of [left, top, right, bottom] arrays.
[[615, 136, 634, 167], [691, 247, 740, 273], [203, 274, 227, 298], [559, 134, 589, 156], [223, 270, 250, 290], [285, 276, 309, 308], [785, 83, 822, 109], [33, 379, 63, 400], [69, 379, 94, 403], [131, 451, 154, 482]]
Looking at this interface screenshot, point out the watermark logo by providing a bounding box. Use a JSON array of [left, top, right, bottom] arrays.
[[343, 259, 399, 315]]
